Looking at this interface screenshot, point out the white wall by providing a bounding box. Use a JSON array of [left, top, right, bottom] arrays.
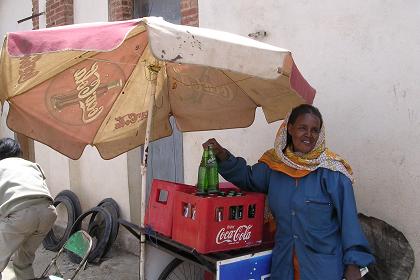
[[0, 0, 33, 138], [0, 103, 14, 139], [34, 142, 71, 197], [189, 1, 420, 279], [0, 0, 132, 220], [39, 0, 46, 28], [0, 0, 33, 34], [74, 0, 109, 24], [184, 109, 280, 185], [54, 0, 131, 221], [68, 147, 130, 215], [32, 0, 132, 217], [0, 1, 169, 278]]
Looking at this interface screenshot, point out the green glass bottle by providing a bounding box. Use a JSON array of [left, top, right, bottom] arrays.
[[207, 145, 219, 194], [197, 147, 209, 195]]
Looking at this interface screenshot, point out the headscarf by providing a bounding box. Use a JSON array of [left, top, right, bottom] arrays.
[[259, 112, 354, 182]]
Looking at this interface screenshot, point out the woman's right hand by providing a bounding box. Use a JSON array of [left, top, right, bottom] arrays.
[[202, 138, 228, 161]]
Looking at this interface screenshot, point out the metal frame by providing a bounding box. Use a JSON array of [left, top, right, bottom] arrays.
[[142, 227, 272, 274], [39, 230, 93, 280]]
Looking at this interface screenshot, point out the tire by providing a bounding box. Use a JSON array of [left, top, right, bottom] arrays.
[[87, 198, 120, 258], [98, 198, 120, 217], [43, 190, 82, 251], [158, 258, 206, 280], [69, 206, 113, 263], [118, 218, 141, 240]]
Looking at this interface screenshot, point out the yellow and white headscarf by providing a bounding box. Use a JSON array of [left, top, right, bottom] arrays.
[[259, 112, 354, 182]]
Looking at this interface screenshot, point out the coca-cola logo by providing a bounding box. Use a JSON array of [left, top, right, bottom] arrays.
[[45, 60, 125, 126], [216, 225, 252, 244]]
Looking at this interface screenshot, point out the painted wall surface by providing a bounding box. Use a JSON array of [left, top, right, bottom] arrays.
[[0, 0, 33, 139], [0, 3, 173, 277], [34, 142, 71, 197], [69, 0, 131, 218], [0, 0, 132, 220], [74, 0, 108, 24], [184, 1, 420, 278], [0, 1, 33, 34]]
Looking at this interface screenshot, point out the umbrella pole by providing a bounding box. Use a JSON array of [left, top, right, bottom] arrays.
[[140, 68, 158, 280]]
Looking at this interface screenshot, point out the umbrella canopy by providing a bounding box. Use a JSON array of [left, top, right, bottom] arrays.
[[0, 17, 315, 160]]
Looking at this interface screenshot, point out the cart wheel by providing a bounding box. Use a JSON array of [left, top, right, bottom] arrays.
[[158, 258, 211, 280]]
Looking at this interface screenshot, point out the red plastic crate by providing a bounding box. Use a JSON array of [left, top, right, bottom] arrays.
[[218, 181, 240, 192], [144, 179, 196, 237], [172, 190, 265, 254], [222, 182, 275, 245]]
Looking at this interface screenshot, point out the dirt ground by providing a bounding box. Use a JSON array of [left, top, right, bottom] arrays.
[[3, 245, 139, 280]]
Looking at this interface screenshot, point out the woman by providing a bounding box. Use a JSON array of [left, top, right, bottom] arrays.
[[204, 104, 374, 280]]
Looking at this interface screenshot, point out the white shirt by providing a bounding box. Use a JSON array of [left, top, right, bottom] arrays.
[[0, 157, 52, 217]]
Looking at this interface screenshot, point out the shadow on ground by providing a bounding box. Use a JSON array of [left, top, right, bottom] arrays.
[[4, 246, 139, 280]]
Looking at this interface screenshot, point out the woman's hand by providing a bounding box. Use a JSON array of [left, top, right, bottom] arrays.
[[202, 138, 228, 161], [344, 264, 362, 280]]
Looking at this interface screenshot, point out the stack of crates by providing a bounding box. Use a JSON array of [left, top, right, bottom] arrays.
[[144, 179, 196, 237], [145, 179, 265, 253]]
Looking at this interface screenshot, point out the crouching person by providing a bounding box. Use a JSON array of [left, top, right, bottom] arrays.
[[0, 138, 57, 280]]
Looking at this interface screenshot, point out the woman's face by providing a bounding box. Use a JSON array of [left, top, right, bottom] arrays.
[[287, 113, 321, 154]]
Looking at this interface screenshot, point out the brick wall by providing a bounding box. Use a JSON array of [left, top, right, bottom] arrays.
[[32, 0, 40, 30], [36, 0, 197, 29], [180, 0, 198, 27], [109, 0, 134, 21], [108, 0, 198, 26], [46, 0, 74, 27]]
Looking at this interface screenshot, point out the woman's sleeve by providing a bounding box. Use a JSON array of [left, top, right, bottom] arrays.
[[327, 172, 375, 267], [218, 151, 270, 194]]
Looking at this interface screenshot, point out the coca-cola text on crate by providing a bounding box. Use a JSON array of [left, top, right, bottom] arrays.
[[172, 188, 265, 254]]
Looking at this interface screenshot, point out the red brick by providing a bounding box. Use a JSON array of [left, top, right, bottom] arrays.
[[108, 0, 134, 21], [46, 0, 73, 27], [32, 0, 40, 29], [56, 18, 66, 25], [50, 2, 59, 10], [180, 1, 190, 10], [180, 0, 199, 26], [181, 7, 197, 17]]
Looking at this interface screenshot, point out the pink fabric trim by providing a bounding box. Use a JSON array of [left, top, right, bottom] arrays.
[[290, 59, 316, 104], [7, 19, 141, 57]]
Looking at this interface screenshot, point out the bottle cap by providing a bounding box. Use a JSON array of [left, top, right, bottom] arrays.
[[218, 191, 226, 197]]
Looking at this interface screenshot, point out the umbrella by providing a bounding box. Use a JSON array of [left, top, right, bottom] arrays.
[[0, 17, 315, 160], [0, 17, 316, 279]]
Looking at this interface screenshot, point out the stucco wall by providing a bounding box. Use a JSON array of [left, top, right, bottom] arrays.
[[0, 0, 133, 220], [32, 1, 70, 200], [0, 1, 33, 139], [74, 0, 108, 24], [65, 0, 131, 218], [30, 0, 132, 218], [183, 0, 420, 278]]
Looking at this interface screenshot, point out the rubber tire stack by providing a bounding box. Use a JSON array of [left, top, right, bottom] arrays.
[[43, 190, 82, 251], [68, 206, 113, 263], [43, 191, 121, 264], [87, 198, 120, 259]]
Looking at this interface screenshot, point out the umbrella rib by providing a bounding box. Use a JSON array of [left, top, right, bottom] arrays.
[[171, 74, 253, 90], [219, 70, 257, 104], [91, 46, 148, 147], [85, 57, 139, 66]]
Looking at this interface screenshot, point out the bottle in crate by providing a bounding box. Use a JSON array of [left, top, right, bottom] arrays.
[[197, 147, 209, 195], [207, 144, 219, 194]]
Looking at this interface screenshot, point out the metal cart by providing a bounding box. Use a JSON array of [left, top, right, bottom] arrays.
[[118, 219, 273, 280]]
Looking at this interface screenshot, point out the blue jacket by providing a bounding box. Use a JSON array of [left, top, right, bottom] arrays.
[[218, 153, 375, 280]]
